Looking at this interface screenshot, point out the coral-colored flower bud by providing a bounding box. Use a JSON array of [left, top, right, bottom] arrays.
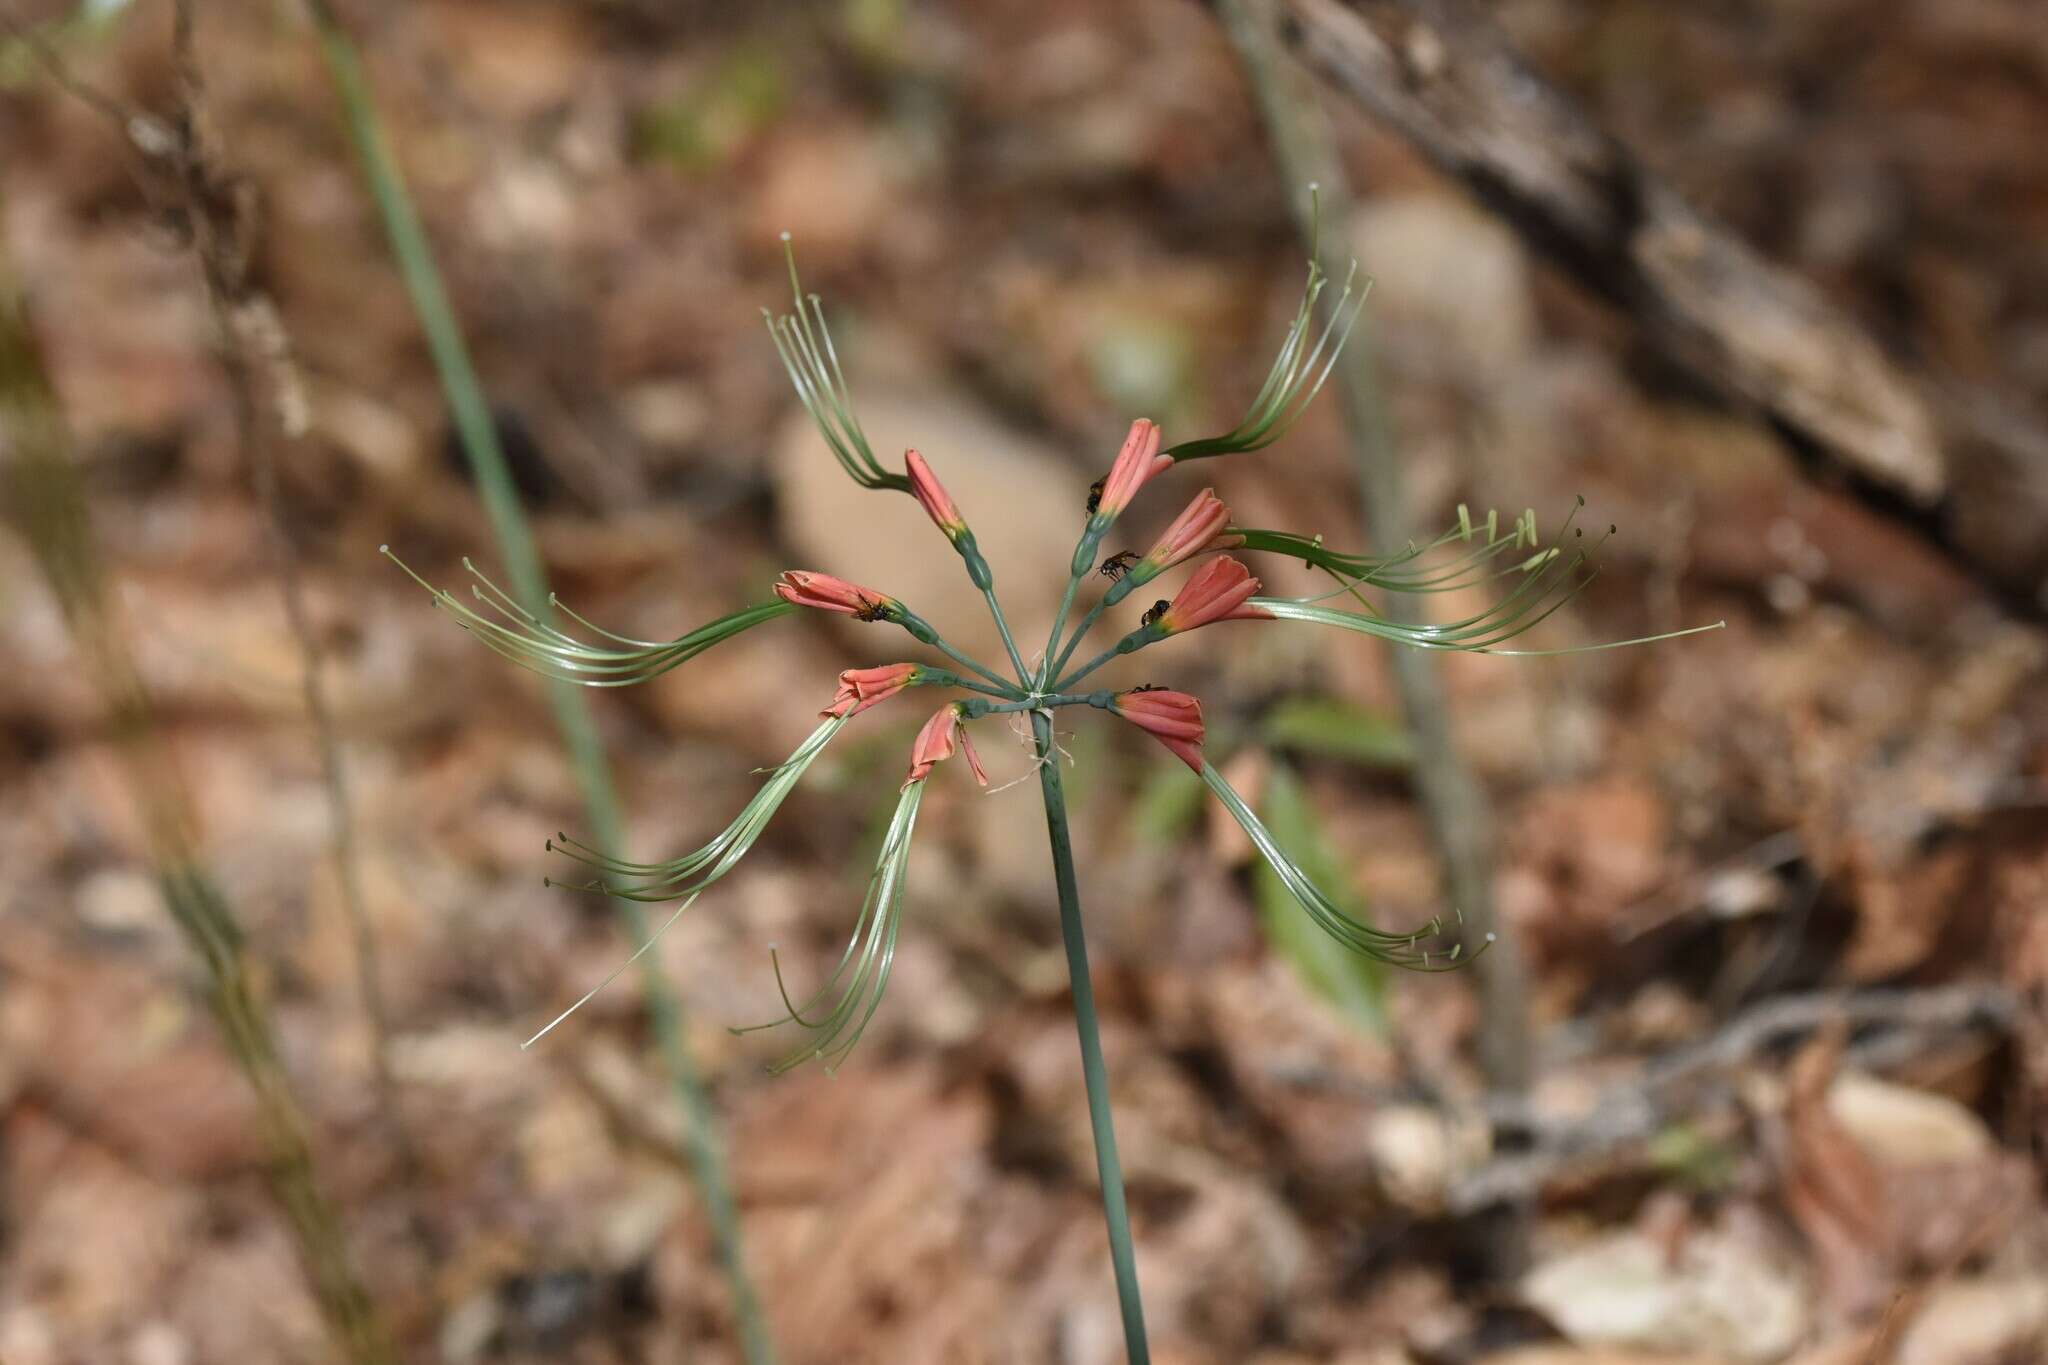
[[906, 704, 989, 786], [822, 663, 921, 718], [1092, 418, 1171, 520], [1113, 689, 1205, 771], [1140, 488, 1239, 576], [775, 570, 898, 619], [904, 448, 967, 540], [1157, 556, 1268, 634]]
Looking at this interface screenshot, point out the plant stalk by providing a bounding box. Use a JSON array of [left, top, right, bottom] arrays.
[[926, 630, 1023, 695], [1216, 0, 1532, 1274], [1048, 594, 1115, 682], [980, 584, 1033, 683], [1032, 711, 1150, 1364], [305, 7, 774, 1356], [1041, 525, 1104, 687]]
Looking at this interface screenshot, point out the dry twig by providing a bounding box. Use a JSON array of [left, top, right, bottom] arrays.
[[1276, 0, 2048, 611], [0, 235, 395, 1365]]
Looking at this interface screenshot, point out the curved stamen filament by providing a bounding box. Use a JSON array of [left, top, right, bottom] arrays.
[[764, 235, 908, 493], [1201, 761, 1485, 970], [385, 547, 792, 686], [545, 718, 846, 898], [1163, 190, 1368, 463], [732, 779, 926, 1073]]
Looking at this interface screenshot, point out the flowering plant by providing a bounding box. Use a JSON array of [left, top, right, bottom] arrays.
[[388, 227, 1712, 1359]]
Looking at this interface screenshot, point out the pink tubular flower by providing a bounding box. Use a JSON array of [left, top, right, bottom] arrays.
[[775, 570, 897, 618], [1140, 488, 1241, 575], [1157, 556, 1269, 633], [904, 449, 967, 540], [822, 663, 921, 718], [906, 704, 989, 786], [1092, 418, 1171, 520], [1113, 689, 1205, 771]]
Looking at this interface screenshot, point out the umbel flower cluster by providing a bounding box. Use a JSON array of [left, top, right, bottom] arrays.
[[387, 232, 1711, 1072]]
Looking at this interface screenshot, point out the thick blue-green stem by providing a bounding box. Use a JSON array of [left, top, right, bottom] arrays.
[[1032, 711, 1150, 1363], [307, 10, 773, 1359]]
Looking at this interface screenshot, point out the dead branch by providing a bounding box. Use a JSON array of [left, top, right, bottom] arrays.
[[1276, 0, 2048, 611], [1452, 984, 2017, 1211]]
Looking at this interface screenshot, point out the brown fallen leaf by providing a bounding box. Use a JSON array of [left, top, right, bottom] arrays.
[[1775, 1029, 1896, 1321]]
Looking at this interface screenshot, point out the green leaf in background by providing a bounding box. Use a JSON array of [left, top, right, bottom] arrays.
[[1129, 759, 1207, 845], [635, 45, 787, 172], [1260, 696, 1413, 770], [1086, 311, 1196, 432], [1647, 1122, 1739, 1192], [1253, 759, 1387, 1032]]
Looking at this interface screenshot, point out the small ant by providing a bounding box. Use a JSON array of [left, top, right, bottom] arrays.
[[1085, 478, 1107, 515], [1098, 550, 1139, 581], [851, 594, 891, 623], [1140, 599, 1170, 628], [1129, 683, 1167, 693]]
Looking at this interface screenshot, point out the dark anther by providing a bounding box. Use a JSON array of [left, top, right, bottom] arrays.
[[1099, 550, 1139, 581]]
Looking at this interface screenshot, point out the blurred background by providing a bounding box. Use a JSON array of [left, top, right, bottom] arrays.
[[3, 0, 2046, 1362]]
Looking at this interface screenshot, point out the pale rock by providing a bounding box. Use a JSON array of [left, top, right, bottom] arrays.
[[517, 1087, 616, 1196], [619, 379, 711, 451], [439, 1291, 501, 1365], [1366, 1104, 1482, 1209], [390, 1023, 531, 1100], [596, 1175, 688, 1268], [1825, 1070, 1994, 1167], [75, 866, 166, 938], [1790, 1278, 2048, 1365], [1520, 1225, 1808, 1361], [317, 384, 419, 480], [1488, 1351, 1734, 1365], [1350, 194, 1538, 384], [1891, 1277, 2048, 1365], [0, 1308, 57, 1365], [772, 382, 1092, 667], [126, 1322, 189, 1365]]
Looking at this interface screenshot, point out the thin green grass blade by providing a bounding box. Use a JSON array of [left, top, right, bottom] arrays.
[[1253, 759, 1388, 1031], [304, 10, 775, 1359]]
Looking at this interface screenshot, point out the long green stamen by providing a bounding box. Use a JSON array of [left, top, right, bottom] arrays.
[[734, 778, 926, 1073], [1201, 761, 1484, 969], [545, 718, 847, 901], [764, 235, 908, 493], [1163, 189, 1368, 463], [385, 547, 792, 686]]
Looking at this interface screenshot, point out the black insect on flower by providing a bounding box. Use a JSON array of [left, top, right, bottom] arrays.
[[1098, 550, 1139, 581]]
